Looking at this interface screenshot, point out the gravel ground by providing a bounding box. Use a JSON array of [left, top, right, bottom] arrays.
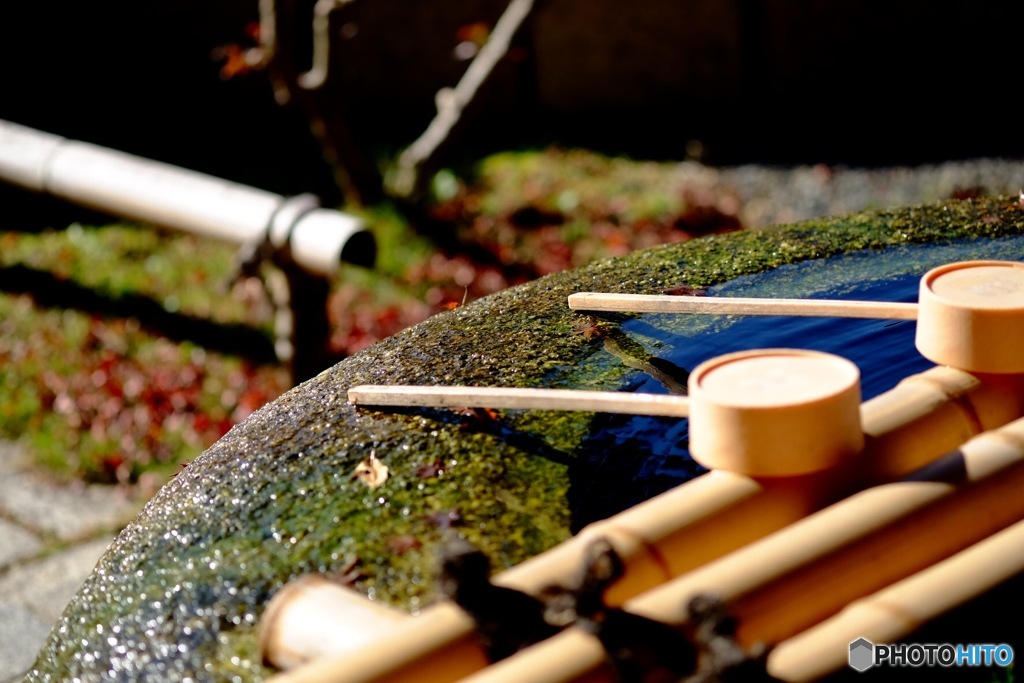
[[677, 157, 1024, 228]]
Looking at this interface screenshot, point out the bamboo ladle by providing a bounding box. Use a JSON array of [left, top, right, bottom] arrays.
[[569, 259, 1024, 374]]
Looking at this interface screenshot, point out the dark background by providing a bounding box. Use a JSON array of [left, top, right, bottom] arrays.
[[3, 0, 1024, 209]]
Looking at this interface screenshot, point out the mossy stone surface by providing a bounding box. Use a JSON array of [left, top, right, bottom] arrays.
[[27, 196, 1024, 681]]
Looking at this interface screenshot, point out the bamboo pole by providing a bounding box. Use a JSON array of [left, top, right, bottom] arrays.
[[768, 517, 1024, 681], [567, 292, 920, 319], [461, 415, 1024, 683], [267, 368, 1024, 682], [347, 385, 690, 417]]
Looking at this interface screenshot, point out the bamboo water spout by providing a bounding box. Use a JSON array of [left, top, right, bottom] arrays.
[[0, 117, 377, 381], [0, 118, 374, 277]]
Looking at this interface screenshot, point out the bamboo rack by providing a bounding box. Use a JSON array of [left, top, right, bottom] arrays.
[[769, 516, 1024, 681], [266, 367, 1024, 682], [460, 415, 1024, 683]]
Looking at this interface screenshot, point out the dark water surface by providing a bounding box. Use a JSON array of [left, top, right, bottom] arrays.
[[568, 236, 1024, 528]]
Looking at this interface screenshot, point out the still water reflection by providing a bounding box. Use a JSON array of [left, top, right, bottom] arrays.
[[568, 237, 1024, 528]]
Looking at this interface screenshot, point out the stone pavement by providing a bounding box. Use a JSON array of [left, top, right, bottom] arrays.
[[0, 441, 145, 682]]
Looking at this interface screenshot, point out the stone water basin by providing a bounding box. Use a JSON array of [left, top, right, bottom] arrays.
[[26, 195, 1024, 681]]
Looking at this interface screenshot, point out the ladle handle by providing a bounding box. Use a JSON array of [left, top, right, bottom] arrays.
[[568, 293, 920, 319], [347, 385, 690, 417]]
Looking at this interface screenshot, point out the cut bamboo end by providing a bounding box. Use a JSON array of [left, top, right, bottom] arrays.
[[915, 260, 1024, 373], [688, 349, 864, 476], [267, 602, 486, 683], [260, 575, 411, 670], [346, 385, 691, 417], [567, 292, 919, 319]]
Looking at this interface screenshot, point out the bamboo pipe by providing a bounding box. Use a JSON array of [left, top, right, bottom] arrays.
[[768, 517, 1024, 681], [567, 292, 920, 319], [0, 118, 375, 275], [266, 368, 1024, 682], [462, 415, 1024, 683]]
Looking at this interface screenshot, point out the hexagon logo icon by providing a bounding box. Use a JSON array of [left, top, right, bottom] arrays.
[[849, 637, 875, 672]]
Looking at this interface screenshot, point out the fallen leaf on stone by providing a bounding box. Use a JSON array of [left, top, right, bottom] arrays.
[[352, 452, 389, 488]]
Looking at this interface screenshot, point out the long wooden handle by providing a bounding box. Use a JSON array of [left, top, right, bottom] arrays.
[[568, 292, 920, 319], [347, 385, 690, 417]]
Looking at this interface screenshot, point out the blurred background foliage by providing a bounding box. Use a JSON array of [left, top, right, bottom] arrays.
[[0, 148, 737, 489]]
